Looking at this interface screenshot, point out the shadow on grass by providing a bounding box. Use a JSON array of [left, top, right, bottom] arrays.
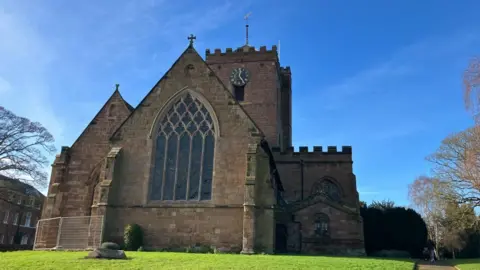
[[91, 251, 417, 264]]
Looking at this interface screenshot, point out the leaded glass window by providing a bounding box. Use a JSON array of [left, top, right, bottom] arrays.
[[150, 93, 215, 201], [314, 213, 330, 237], [311, 179, 341, 202]]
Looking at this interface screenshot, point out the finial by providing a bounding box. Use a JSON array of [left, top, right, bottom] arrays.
[[244, 12, 252, 45], [115, 84, 120, 91], [188, 34, 196, 47]]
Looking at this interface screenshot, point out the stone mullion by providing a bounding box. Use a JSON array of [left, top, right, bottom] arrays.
[[160, 134, 169, 201], [197, 133, 206, 201], [172, 133, 181, 200], [185, 134, 193, 200]]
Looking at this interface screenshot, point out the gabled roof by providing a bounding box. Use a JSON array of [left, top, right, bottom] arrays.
[[110, 44, 264, 141], [0, 174, 44, 198], [69, 87, 133, 150]]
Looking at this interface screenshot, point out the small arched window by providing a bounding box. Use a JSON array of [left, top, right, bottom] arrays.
[[150, 93, 215, 201], [314, 213, 330, 237], [311, 179, 341, 202]]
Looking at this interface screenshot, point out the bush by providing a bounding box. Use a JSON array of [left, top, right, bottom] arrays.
[[100, 242, 120, 250], [124, 224, 143, 251]]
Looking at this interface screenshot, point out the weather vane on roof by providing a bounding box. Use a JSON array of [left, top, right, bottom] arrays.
[[244, 12, 252, 45]]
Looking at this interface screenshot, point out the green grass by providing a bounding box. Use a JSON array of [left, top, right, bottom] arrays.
[[453, 259, 480, 270], [0, 251, 414, 270]]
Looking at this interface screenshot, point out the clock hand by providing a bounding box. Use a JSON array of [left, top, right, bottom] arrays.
[[239, 74, 245, 85]]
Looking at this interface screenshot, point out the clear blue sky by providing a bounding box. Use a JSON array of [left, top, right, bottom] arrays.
[[1, 0, 479, 206]]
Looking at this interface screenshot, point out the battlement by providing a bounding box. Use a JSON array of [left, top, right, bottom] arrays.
[[205, 45, 278, 64], [271, 146, 352, 155], [280, 66, 291, 74], [206, 45, 277, 56], [271, 146, 353, 163]]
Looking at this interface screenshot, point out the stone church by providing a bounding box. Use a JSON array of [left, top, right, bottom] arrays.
[[38, 37, 365, 255]]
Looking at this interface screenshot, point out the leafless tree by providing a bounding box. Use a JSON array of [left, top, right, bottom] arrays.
[[463, 57, 480, 123], [426, 127, 480, 207], [408, 175, 450, 251], [439, 202, 477, 259], [0, 106, 56, 189]]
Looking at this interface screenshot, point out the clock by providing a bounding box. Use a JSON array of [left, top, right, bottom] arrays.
[[229, 67, 250, 87]]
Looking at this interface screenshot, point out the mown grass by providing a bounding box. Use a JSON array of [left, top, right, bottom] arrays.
[[453, 259, 480, 270], [0, 251, 415, 270]]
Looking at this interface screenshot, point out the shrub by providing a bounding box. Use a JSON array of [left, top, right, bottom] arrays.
[[124, 224, 143, 251], [100, 242, 120, 250]]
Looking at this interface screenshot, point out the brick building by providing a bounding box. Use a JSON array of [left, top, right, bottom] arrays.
[[0, 175, 44, 247], [38, 38, 365, 255]]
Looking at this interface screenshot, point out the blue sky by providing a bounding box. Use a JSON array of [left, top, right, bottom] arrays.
[[0, 0, 479, 206]]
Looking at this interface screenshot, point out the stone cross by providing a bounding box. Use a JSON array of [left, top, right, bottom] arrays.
[[188, 34, 196, 46]]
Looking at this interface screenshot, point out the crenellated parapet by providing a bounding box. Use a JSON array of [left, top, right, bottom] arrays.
[[280, 66, 291, 75], [205, 45, 278, 64], [272, 146, 353, 163]]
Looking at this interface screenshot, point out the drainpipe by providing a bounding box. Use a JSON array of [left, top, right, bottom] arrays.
[[300, 159, 304, 200]]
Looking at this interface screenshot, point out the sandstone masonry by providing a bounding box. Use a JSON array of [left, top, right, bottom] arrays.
[[38, 41, 365, 255]]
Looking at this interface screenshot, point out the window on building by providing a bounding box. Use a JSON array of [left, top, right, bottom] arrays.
[[3, 210, 9, 224], [311, 179, 342, 202], [9, 236, 14, 244], [28, 197, 35, 207], [0, 234, 3, 244], [150, 93, 215, 201], [13, 213, 19, 225], [314, 213, 330, 237], [21, 235, 29, 245], [24, 212, 32, 227], [234, 85, 245, 101], [17, 196, 22, 205]]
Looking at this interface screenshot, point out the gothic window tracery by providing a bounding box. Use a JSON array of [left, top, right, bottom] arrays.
[[150, 93, 215, 201], [311, 179, 341, 202]]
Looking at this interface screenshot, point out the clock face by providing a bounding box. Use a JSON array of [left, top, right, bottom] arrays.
[[229, 67, 250, 87]]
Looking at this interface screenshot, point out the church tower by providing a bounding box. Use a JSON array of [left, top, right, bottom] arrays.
[[205, 45, 292, 149]]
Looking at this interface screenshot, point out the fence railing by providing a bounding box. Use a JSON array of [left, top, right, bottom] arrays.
[[33, 216, 104, 250]]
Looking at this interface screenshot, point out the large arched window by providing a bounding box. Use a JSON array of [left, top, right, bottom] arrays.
[[150, 93, 215, 201]]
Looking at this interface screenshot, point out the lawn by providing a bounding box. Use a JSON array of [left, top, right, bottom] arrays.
[[453, 259, 480, 270], [0, 251, 414, 270]]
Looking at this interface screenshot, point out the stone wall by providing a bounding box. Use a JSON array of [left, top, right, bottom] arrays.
[[42, 90, 132, 219], [102, 47, 263, 250], [205, 46, 281, 146]]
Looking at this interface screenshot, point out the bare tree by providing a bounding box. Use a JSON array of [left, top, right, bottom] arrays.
[[463, 57, 480, 123], [0, 106, 56, 189], [426, 127, 480, 207], [440, 202, 477, 259], [408, 176, 451, 252]]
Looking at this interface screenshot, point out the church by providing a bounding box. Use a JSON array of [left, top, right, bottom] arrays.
[[37, 35, 365, 255]]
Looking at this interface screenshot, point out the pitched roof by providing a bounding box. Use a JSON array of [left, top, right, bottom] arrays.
[[110, 44, 264, 141], [0, 174, 45, 198], [69, 87, 133, 150]]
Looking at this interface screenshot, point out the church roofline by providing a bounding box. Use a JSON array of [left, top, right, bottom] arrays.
[[68, 85, 132, 150], [110, 41, 266, 141]]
